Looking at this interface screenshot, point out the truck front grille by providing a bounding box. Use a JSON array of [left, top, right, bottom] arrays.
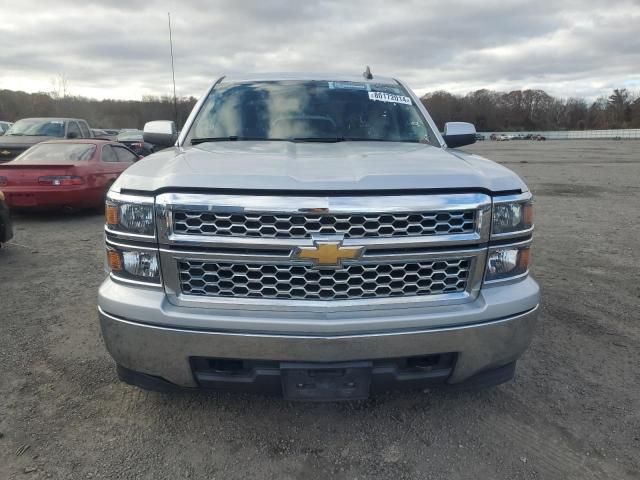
[[158, 193, 490, 306], [173, 210, 476, 239], [0, 147, 26, 162], [178, 259, 471, 301]]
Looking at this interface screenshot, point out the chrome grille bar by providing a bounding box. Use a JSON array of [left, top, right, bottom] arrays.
[[156, 193, 492, 247], [173, 210, 476, 238]]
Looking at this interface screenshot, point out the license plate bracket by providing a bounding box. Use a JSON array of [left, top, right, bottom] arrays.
[[10, 194, 37, 207], [281, 361, 372, 401]]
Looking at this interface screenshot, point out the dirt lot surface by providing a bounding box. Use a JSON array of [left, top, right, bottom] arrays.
[[1, 140, 639, 479]]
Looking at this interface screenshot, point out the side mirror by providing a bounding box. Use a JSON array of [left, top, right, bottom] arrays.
[[67, 131, 79, 139], [143, 120, 177, 147], [442, 122, 476, 148]]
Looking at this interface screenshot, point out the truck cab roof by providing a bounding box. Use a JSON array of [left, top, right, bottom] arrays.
[[221, 72, 398, 85], [116, 74, 528, 195]]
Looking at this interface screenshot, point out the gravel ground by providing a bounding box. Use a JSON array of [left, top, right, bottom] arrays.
[[1, 139, 639, 479]]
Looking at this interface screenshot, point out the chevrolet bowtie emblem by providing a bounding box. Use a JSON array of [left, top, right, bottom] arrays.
[[294, 241, 364, 267], [0, 150, 10, 155]]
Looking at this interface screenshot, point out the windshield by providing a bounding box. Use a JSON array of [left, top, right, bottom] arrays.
[[6, 119, 66, 137], [116, 131, 143, 141], [189, 80, 436, 144], [14, 143, 96, 163]]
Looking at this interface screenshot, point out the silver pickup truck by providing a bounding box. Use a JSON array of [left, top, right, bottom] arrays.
[[99, 73, 539, 401]]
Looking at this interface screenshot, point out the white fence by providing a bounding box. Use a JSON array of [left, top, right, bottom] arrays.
[[482, 129, 640, 140]]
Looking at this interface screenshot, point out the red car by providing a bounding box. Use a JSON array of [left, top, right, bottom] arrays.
[[0, 140, 140, 210]]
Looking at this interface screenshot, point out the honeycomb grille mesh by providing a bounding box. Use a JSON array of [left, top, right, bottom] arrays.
[[173, 211, 476, 238], [178, 259, 471, 301]]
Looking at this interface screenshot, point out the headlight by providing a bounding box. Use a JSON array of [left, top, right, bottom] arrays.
[[485, 246, 530, 282], [486, 193, 534, 283], [492, 198, 533, 236], [106, 245, 160, 284], [105, 193, 155, 237]]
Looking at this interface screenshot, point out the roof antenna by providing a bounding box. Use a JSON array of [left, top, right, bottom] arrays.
[[363, 65, 373, 80], [168, 12, 178, 128]]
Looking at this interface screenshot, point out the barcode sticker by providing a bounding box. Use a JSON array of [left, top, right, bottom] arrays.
[[368, 91, 412, 105]]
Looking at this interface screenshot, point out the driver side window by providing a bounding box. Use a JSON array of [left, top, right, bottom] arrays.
[[101, 145, 118, 162], [79, 121, 90, 138], [67, 121, 82, 139]]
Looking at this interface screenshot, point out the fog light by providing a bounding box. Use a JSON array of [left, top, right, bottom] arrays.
[[106, 246, 160, 283], [485, 247, 530, 282], [122, 250, 159, 278]]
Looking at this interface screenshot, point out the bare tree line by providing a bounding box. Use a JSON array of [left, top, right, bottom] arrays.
[[0, 89, 197, 129], [1, 86, 639, 133], [421, 88, 640, 132]]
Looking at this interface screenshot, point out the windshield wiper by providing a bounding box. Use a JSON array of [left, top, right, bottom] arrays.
[[341, 137, 420, 143], [191, 136, 284, 145], [289, 137, 344, 143], [192, 136, 347, 144], [341, 137, 386, 142], [191, 136, 414, 145]]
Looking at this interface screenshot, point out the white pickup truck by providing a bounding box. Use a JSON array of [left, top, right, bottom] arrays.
[[99, 72, 539, 401]]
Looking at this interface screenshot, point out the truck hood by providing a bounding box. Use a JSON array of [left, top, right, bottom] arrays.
[[115, 141, 528, 194], [0, 136, 53, 163]]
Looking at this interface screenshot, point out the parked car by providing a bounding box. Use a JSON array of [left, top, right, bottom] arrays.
[[92, 129, 113, 141], [92, 129, 120, 141], [0, 118, 93, 163], [496, 134, 510, 141], [116, 130, 156, 157], [0, 140, 139, 210], [0, 189, 13, 248], [99, 72, 539, 400], [531, 135, 546, 141], [0, 121, 13, 135]]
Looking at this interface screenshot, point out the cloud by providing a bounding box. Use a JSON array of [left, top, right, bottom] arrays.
[[0, 0, 638, 101]]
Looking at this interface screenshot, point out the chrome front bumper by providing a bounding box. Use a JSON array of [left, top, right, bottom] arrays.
[[98, 278, 539, 388]]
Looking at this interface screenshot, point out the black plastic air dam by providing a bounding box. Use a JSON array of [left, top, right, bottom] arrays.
[[115, 358, 517, 400]]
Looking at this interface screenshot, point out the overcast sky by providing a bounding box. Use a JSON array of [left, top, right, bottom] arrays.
[[1, 0, 639, 101]]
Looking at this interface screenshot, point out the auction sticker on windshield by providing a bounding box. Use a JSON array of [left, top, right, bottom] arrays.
[[368, 91, 412, 105], [328, 81, 369, 91]]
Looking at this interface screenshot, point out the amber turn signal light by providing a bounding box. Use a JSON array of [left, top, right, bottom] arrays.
[[107, 249, 123, 272], [517, 248, 531, 271], [106, 204, 119, 226], [523, 203, 534, 227]]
